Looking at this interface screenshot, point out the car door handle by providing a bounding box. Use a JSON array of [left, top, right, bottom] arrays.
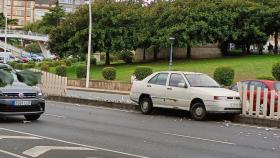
[[147, 85, 152, 87], [167, 87, 172, 90]]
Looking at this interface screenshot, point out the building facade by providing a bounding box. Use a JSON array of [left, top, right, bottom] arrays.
[[0, 0, 35, 28], [58, 0, 87, 13], [34, 0, 56, 21]]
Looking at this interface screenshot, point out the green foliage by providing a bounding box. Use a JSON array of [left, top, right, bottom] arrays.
[[8, 61, 17, 68], [102, 67, 116, 80], [59, 60, 67, 66], [134, 66, 153, 80], [76, 64, 87, 78], [256, 75, 275, 81], [43, 61, 54, 67], [64, 59, 72, 66], [40, 64, 49, 72], [53, 60, 60, 67], [55, 65, 67, 77], [118, 50, 134, 63], [23, 64, 35, 69], [214, 67, 235, 86], [28, 61, 36, 67], [24, 43, 41, 53], [91, 57, 97, 65], [272, 62, 280, 81], [14, 63, 23, 70], [69, 58, 79, 63]]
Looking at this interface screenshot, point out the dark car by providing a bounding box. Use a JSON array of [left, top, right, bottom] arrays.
[[0, 64, 45, 121]]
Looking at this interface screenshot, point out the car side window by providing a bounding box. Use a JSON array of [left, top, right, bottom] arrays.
[[169, 73, 186, 87], [148, 73, 168, 86], [250, 81, 267, 90]]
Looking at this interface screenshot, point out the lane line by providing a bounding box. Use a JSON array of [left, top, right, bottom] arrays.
[[47, 100, 139, 113], [0, 149, 27, 158], [161, 132, 236, 145], [44, 113, 65, 118], [0, 128, 150, 158], [23, 146, 96, 157]]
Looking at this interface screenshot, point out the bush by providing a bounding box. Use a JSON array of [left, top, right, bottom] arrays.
[[8, 61, 17, 68], [14, 63, 23, 70], [23, 64, 34, 69], [272, 62, 280, 81], [134, 66, 153, 80], [64, 59, 72, 66], [76, 64, 87, 78], [28, 61, 36, 67], [102, 67, 116, 80], [256, 75, 275, 81], [59, 60, 67, 66], [43, 58, 52, 62], [70, 58, 78, 63], [53, 60, 60, 67], [91, 57, 97, 65], [37, 62, 43, 67], [43, 61, 54, 67], [119, 50, 133, 63], [40, 64, 49, 72], [214, 67, 235, 86], [55, 65, 67, 77]]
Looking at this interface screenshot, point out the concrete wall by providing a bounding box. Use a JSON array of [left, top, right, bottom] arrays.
[[134, 44, 223, 62]]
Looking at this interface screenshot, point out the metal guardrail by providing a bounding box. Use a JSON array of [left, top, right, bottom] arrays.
[[0, 29, 49, 41]]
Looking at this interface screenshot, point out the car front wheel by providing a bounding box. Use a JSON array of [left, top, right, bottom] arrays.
[[139, 97, 153, 114], [190, 103, 207, 121], [24, 114, 41, 121]]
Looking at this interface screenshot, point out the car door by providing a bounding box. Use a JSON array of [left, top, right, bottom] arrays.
[[145, 73, 169, 106], [165, 73, 190, 109]]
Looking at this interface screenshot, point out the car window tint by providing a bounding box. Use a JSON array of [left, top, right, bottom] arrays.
[[250, 81, 266, 90], [169, 73, 186, 87], [148, 73, 168, 86]]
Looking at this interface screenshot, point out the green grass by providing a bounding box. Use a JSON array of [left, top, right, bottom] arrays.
[[61, 55, 280, 83]]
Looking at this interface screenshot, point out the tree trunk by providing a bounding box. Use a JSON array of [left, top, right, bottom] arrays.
[[274, 31, 279, 54], [143, 48, 146, 61], [153, 46, 159, 60], [246, 44, 251, 55], [186, 45, 191, 60], [105, 48, 110, 65], [242, 45, 247, 54], [258, 44, 263, 55]]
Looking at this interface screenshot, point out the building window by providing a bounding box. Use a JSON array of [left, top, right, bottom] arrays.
[[59, 0, 73, 4]]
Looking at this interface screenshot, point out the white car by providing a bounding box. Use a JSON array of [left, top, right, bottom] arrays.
[[130, 71, 241, 120]]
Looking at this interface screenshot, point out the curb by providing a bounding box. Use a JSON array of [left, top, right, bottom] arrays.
[[47, 96, 280, 128], [67, 87, 130, 95]]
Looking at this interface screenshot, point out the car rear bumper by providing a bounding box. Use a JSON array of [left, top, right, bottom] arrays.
[[0, 98, 45, 116]]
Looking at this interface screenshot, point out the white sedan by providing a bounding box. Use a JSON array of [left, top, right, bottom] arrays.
[[130, 71, 241, 120]]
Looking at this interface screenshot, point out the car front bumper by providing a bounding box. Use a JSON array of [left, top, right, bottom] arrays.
[[0, 98, 45, 116], [204, 100, 242, 114]]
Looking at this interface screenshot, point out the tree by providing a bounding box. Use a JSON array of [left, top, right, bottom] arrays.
[[0, 13, 18, 27]]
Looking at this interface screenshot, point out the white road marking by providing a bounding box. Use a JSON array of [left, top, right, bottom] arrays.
[[0, 149, 27, 158], [47, 100, 139, 113], [0, 135, 41, 140], [44, 113, 65, 118], [216, 122, 280, 132], [161, 132, 236, 145], [0, 128, 150, 158], [23, 146, 95, 157]]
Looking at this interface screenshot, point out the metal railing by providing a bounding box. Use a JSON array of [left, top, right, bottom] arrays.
[[0, 29, 49, 41]]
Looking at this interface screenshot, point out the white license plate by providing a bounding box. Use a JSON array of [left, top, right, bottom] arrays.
[[230, 103, 240, 107], [13, 100, 32, 106]]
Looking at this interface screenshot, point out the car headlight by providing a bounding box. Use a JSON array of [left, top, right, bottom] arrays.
[[37, 92, 43, 96]]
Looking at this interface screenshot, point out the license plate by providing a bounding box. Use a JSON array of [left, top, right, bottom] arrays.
[[230, 103, 240, 107], [13, 100, 32, 106]]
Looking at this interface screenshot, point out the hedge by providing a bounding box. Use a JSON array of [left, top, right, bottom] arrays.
[[102, 67, 116, 80], [55, 65, 67, 77], [134, 66, 153, 80], [76, 64, 87, 78], [213, 67, 235, 86]]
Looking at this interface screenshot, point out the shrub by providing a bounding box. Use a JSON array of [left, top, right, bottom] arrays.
[[134, 66, 153, 80], [28, 61, 36, 67], [91, 57, 97, 65], [70, 58, 78, 63], [256, 75, 275, 81], [23, 64, 34, 69], [64, 59, 72, 66], [14, 63, 23, 70], [55, 65, 67, 77], [40, 64, 49, 72], [214, 67, 235, 86], [102, 67, 116, 80], [76, 64, 87, 78], [37, 62, 43, 67], [43, 58, 52, 62], [272, 62, 280, 81], [53, 60, 60, 67], [119, 50, 133, 63], [43, 61, 54, 67], [8, 61, 17, 68], [59, 60, 67, 66]]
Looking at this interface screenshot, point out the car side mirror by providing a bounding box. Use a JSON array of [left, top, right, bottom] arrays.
[[178, 83, 187, 88]]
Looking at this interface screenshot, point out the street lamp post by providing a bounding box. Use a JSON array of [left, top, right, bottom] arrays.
[[4, 0, 8, 55], [86, 0, 92, 88], [169, 37, 175, 71]]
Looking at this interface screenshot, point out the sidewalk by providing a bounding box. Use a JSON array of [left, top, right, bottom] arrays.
[[66, 87, 133, 104]]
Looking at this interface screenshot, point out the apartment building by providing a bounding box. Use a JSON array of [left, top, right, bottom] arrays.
[[34, 0, 57, 21], [58, 0, 87, 13], [0, 0, 35, 28]]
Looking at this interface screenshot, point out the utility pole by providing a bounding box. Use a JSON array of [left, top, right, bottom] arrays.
[[86, 0, 92, 88], [4, 0, 8, 54]]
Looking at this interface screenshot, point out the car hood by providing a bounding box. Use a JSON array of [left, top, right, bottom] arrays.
[[191, 87, 239, 97], [0, 81, 39, 93]]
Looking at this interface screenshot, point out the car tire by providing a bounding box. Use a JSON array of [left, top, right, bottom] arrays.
[[24, 114, 41, 121], [190, 103, 207, 121], [139, 97, 153, 115]]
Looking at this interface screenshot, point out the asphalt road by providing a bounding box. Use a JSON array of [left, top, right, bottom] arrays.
[[0, 101, 280, 158]]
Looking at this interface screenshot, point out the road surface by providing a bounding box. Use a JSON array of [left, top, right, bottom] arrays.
[[0, 101, 280, 158]]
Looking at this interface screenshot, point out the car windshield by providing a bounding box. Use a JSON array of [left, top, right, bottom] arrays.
[[274, 82, 280, 91], [185, 74, 220, 88]]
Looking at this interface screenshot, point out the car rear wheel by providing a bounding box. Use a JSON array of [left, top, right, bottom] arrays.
[[190, 103, 207, 121], [139, 97, 153, 114], [24, 114, 41, 121]]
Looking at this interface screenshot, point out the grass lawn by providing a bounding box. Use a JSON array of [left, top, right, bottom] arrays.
[[65, 55, 280, 83]]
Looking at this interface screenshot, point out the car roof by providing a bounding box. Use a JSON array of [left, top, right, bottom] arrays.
[[157, 71, 203, 75]]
